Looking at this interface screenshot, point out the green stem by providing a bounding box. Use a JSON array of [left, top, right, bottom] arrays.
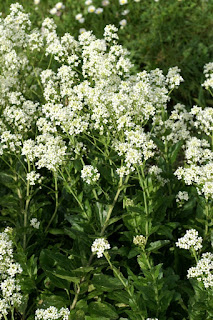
[[92, 189, 98, 200], [58, 168, 88, 218], [104, 252, 145, 320], [136, 166, 149, 236], [48, 53, 53, 69], [23, 159, 31, 249], [45, 172, 59, 233], [70, 284, 80, 310], [11, 308, 15, 320], [205, 203, 209, 236], [100, 176, 129, 236], [191, 248, 198, 263]]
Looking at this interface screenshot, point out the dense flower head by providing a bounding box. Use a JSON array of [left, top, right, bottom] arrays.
[[81, 165, 100, 184], [202, 62, 213, 90], [176, 191, 189, 207], [166, 67, 184, 89], [187, 252, 213, 288], [0, 228, 23, 318], [35, 306, 70, 320], [30, 218, 40, 229], [176, 229, 203, 251], [133, 235, 146, 248], [91, 238, 110, 258]]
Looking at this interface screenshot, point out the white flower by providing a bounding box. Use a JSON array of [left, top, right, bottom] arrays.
[[202, 62, 213, 90], [91, 238, 110, 258], [88, 5, 96, 13], [34, 0, 40, 5], [166, 67, 184, 89], [75, 13, 83, 21], [119, 19, 127, 28], [176, 229, 203, 251], [176, 191, 189, 207], [50, 7, 57, 15], [81, 165, 100, 184], [55, 2, 65, 10], [79, 18, 85, 23], [30, 218, 40, 229], [119, 0, 128, 5], [35, 306, 70, 320], [26, 171, 41, 186], [79, 28, 86, 34], [95, 8, 104, 14], [133, 235, 146, 247], [187, 252, 213, 288], [121, 9, 129, 15], [85, 0, 93, 5], [0, 228, 23, 314], [102, 0, 110, 6]]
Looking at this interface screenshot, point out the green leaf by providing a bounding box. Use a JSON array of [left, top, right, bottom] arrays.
[[147, 240, 170, 252], [38, 294, 69, 309], [52, 270, 80, 284], [169, 140, 183, 164], [88, 302, 118, 319], [92, 274, 123, 291]]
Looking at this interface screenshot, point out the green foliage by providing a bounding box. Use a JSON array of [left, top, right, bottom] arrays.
[[0, 1, 212, 319]]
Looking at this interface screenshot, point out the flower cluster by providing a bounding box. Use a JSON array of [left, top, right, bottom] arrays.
[[0, 228, 23, 318], [176, 229, 203, 251], [91, 238, 110, 258], [30, 218, 40, 229], [187, 252, 213, 288], [190, 105, 213, 137], [174, 102, 213, 200], [26, 171, 41, 186], [35, 306, 70, 320], [81, 165, 100, 185], [133, 235, 146, 248], [176, 191, 189, 207], [202, 62, 213, 91], [154, 103, 192, 144]]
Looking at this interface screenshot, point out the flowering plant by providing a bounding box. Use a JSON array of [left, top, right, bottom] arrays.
[[0, 3, 212, 319]]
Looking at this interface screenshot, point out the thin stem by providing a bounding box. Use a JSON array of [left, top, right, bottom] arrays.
[[11, 308, 15, 320], [70, 284, 80, 310], [191, 248, 198, 264], [205, 203, 209, 236], [136, 166, 149, 236], [100, 175, 128, 236], [92, 189, 98, 200], [58, 168, 88, 218], [23, 159, 31, 250], [48, 53, 53, 69], [104, 252, 144, 320], [45, 172, 59, 233]]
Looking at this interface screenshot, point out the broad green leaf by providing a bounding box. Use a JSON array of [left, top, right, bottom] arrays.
[[37, 294, 69, 309], [147, 240, 170, 252], [88, 302, 118, 319], [92, 274, 123, 291]]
